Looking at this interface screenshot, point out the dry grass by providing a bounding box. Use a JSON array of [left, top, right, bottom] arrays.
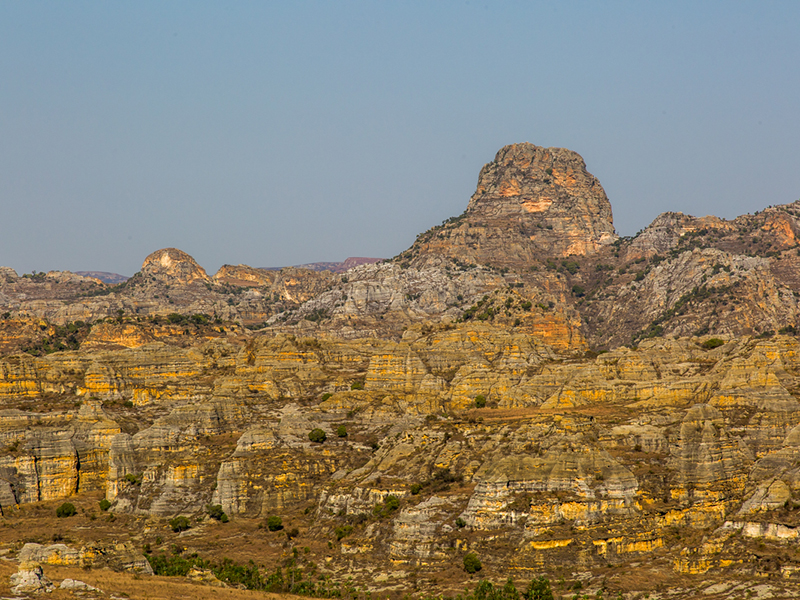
[[0, 560, 310, 599], [463, 407, 541, 422], [463, 402, 632, 424], [0, 492, 321, 598]]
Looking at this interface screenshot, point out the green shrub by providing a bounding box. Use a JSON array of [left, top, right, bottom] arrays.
[[336, 425, 348, 438], [321, 392, 332, 401], [190, 313, 209, 325], [146, 552, 202, 577], [525, 576, 554, 600], [571, 285, 585, 297], [334, 525, 353, 541], [99, 498, 111, 512], [373, 494, 401, 518], [463, 552, 482, 574], [561, 260, 579, 275], [308, 428, 327, 444], [474, 395, 486, 408], [410, 483, 422, 495], [304, 308, 328, 322], [455, 517, 466, 528], [350, 381, 365, 390], [206, 504, 228, 522], [432, 468, 461, 486], [56, 502, 77, 518], [701, 338, 725, 349], [169, 516, 191, 533], [266, 516, 283, 531]]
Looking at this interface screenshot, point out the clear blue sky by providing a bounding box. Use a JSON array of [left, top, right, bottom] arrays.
[[1, 1, 798, 276]]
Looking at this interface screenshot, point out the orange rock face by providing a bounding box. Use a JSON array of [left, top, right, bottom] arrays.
[[212, 265, 276, 287], [410, 143, 617, 268]]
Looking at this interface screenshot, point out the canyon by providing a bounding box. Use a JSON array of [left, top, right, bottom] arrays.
[[1, 142, 800, 598]]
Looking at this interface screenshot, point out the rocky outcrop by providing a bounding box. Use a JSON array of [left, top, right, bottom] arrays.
[[2, 146, 800, 351], [212, 430, 356, 517], [10, 561, 54, 594], [0, 401, 119, 507], [19, 542, 84, 567], [141, 248, 210, 285], [581, 203, 800, 347], [407, 143, 617, 268], [390, 496, 456, 564], [464, 427, 639, 531], [59, 578, 103, 593], [213, 264, 276, 287], [265, 257, 383, 274], [18, 541, 152, 574]]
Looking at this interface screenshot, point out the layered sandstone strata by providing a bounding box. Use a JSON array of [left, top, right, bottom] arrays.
[[408, 143, 617, 268]]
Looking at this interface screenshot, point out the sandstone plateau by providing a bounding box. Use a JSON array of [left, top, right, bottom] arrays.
[[0, 143, 800, 598]]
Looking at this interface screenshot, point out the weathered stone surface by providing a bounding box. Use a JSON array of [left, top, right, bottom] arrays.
[[464, 427, 639, 531], [409, 143, 617, 268], [213, 264, 276, 287], [10, 561, 54, 594], [19, 543, 83, 566], [59, 578, 102, 592], [141, 247, 211, 285], [390, 496, 455, 564], [18, 541, 154, 575]]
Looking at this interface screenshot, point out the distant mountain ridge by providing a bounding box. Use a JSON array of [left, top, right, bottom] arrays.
[[71, 258, 382, 285], [5, 141, 800, 348], [74, 271, 129, 284], [261, 256, 383, 273]]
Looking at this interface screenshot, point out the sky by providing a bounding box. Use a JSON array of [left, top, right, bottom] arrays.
[[1, 1, 799, 277]]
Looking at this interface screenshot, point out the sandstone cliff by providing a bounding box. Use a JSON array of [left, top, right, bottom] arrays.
[[0, 328, 800, 596], [406, 143, 617, 269]]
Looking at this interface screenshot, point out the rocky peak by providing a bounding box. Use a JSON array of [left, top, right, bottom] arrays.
[[0, 267, 18, 280], [213, 264, 276, 287], [626, 212, 735, 259], [406, 142, 617, 269], [141, 248, 210, 285], [466, 143, 617, 252]]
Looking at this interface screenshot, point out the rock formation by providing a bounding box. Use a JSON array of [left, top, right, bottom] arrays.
[[407, 143, 617, 268], [10, 561, 54, 595], [141, 247, 210, 285], [0, 142, 800, 598]]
